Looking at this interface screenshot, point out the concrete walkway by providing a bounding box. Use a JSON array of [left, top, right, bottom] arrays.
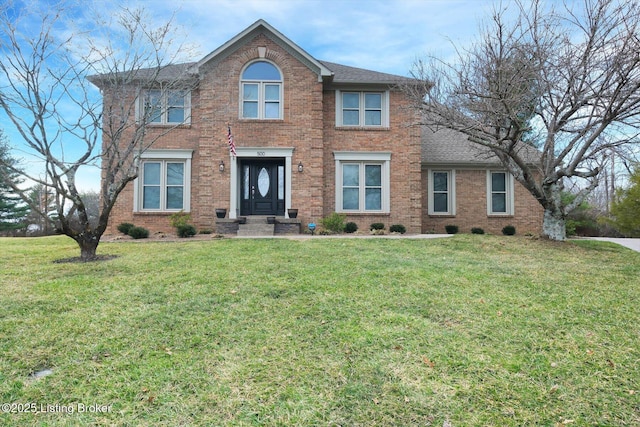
[[583, 237, 640, 253]]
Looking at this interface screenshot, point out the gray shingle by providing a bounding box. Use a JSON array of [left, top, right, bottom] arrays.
[[319, 60, 414, 85], [422, 126, 541, 165]]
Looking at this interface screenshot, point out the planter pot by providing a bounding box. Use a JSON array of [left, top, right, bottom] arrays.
[[215, 208, 227, 219], [266, 216, 276, 224], [287, 209, 298, 218]]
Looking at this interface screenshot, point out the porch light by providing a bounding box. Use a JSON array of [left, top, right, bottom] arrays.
[[219, 160, 225, 172], [297, 161, 304, 173]]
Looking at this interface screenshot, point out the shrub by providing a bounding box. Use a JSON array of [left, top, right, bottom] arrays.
[[370, 223, 385, 231], [320, 212, 346, 234], [199, 229, 213, 234], [128, 226, 149, 239], [117, 222, 134, 235], [471, 227, 485, 234], [169, 210, 191, 228], [502, 225, 516, 235], [177, 224, 197, 238], [390, 224, 406, 234], [344, 222, 358, 233], [445, 224, 459, 234]]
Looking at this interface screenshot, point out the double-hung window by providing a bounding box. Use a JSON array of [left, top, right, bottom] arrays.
[[336, 91, 388, 127], [487, 171, 514, 215], [134, 150, 192, 212], [142, 89, 191, 125], [334, 152, 391, 213], [428, 170, 455, 215], [241, 61, 282, 119]]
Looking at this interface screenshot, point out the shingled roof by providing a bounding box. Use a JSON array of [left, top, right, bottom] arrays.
[[422, 126, 541, 165], [319, 60, 414, 85]]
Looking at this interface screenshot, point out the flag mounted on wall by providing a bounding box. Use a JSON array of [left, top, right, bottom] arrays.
[[227, 125, 237, 157]]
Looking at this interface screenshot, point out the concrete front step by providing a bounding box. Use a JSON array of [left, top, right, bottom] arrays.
[[237, 221, 275, 236]]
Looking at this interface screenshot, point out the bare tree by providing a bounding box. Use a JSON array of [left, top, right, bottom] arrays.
[[0, 1, 197, 259], [406, 0, 640, 240]]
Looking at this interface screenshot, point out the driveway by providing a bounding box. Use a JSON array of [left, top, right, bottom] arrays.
[[583, 237, 640, 253]]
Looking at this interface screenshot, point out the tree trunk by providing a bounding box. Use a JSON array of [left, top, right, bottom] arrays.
[[542, 208, 567, 241], [76, 233, 101, 261]]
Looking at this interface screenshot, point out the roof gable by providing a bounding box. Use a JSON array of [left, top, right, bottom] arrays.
[[197, 19, 332, 82]]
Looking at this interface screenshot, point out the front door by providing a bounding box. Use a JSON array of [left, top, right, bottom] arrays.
[[240, 160, 285, 216]]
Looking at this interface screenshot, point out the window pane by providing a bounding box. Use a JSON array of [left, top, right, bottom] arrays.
[[243, 84, 258, 100], [143, 163, 161, 185], [365, 110, 381, 125], [365, 188, 381, 210], [343, 188, 359, 210], [342, 93, 360, 109], [166, 163, 184, 185], [343, 110, 359, 125], [243, 101, 258, 118], [343, 164, 359, 186], [143, 186, 160, 209], [167, 107, 184, 123], [166, 187, 184, 210], [365, 93, 381, 109], [433, 193, 448, 212], [492, 172, 506, 192], [167, 92, 184, 107], [242, 61, 281, 80], [433, 172, 448, 192], [278, 166, 284, 200], [265, 102, 280, 118], [492, 193, 506, 213], [243, 166, 250, 200], [365, 165, 381, 186], [146, 91, 162, 123], [265, 84, 280, 101]]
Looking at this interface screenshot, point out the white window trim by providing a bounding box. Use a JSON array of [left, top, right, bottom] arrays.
[[428, 169, 456, 216], [133, 150, 193, 212], [136, 89, 192, 125], [239, 61, 283, 120], [486, 170, 515, 216], [335, 90, 389, 128], [334, 151, 391, 213]]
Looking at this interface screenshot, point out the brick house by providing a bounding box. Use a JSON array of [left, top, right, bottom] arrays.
[[99, 19, 543, 236]]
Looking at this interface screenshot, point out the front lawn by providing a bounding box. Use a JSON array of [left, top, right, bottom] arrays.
[[0, 235, 638, 426]]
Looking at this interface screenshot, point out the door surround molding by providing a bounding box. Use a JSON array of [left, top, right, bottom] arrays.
[[229, 147, 294, 219]]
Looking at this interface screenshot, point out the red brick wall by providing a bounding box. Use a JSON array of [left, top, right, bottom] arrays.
[[322, 90, 423, 233], [105, 33, 326, 234], [421, 168, 543, 235]]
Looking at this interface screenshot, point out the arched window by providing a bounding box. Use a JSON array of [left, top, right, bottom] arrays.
[[241, 61, 282, 119]]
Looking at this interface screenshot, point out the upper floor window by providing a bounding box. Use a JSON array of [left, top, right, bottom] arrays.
[[336, 90, 389, 127], [142, 89, 191, 125], [241, 61, 282, 120]]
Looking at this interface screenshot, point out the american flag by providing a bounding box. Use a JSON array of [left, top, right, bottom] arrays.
[[227, 125, 237, 157]]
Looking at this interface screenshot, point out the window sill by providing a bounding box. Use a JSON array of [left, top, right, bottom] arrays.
[[146, 123, 192, 129], [487, 214, 514, 218], [428, 213, 455, 217], [335, 126, 390, 131], [134, 210, 189, 215], [337, 211, 390, 216]]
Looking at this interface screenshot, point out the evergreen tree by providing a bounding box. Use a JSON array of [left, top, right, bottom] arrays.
[[610, 168, 640, 237], [0, 132, 29, 233]]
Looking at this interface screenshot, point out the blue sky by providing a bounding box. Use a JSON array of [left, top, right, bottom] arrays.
[[2, 0, 505, 191]]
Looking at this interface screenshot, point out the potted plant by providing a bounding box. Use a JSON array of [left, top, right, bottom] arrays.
[[287, 208, 298, 218], [215, 208, 227, 219]]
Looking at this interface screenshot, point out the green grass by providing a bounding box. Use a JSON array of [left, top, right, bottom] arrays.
[[0, 235, 638, 426]]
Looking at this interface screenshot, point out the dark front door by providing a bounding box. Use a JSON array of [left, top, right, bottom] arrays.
[[240, 160, 285, 216]]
